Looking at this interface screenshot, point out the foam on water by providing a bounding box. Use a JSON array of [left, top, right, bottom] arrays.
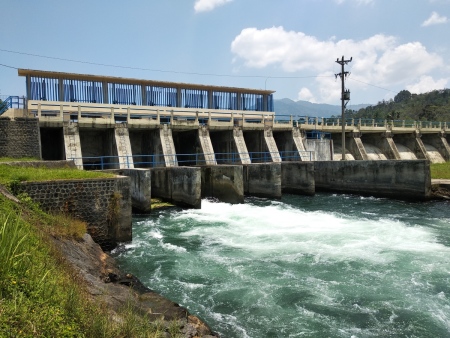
[[424, 143, 446, 163], [396, 143, 418, 160], [364, 143, 387, 160], [114, 195, 450, 338]]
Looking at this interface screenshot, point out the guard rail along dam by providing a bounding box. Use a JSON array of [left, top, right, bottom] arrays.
[[1, 68, 443, 208]]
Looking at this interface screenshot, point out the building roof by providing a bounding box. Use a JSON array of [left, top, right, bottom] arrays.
[[18, 69, 275, 95]]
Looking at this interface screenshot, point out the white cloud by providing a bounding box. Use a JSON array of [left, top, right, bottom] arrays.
[[422, 11, 448, 26], [297, 88, 316, 102], [406, 76, 449, 94], [231, 26, 444, 102], [194, 0, 232, 13]]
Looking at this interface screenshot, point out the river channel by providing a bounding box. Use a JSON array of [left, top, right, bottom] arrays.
[[112, 193, 450, 337]]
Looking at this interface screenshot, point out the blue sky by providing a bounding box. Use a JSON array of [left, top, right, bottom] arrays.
[[1, 0, 449, 105]]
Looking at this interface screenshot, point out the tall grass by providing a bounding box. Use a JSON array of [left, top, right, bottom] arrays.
[[0, 195, 182, 337]]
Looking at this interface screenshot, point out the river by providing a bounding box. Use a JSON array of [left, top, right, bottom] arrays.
[[112, 194, 450, 337]]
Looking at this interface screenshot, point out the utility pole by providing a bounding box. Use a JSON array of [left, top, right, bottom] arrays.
[[335, 56, 352, 160]]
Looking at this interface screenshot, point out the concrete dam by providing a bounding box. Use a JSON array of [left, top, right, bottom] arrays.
[[0, 69, 436, 245], [2, 69, 448, 169]]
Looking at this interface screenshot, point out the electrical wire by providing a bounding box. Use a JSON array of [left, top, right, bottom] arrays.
[[0, 48, 394, 92]]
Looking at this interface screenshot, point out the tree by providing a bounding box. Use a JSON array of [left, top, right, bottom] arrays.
[[394, 90, 412, 103]]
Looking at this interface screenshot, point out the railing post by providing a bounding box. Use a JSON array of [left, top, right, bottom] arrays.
[[127, 107, 131, 123], [38, 103, 42, 118], [78, 105, 82, 121], [157, 109, 160, 124]]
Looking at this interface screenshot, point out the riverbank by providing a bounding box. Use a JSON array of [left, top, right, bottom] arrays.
[[53, 232, 217, 338], [431, 179, 450, 200], [0, 186, 217, 337]]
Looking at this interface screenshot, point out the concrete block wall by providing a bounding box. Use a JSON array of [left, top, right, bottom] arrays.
[[314, 160, 431, 200], [281, 162, 315, 196], [243, 163, 282, 198], [151, 167, 201, 208], [201, 165, 244, 203], [103, 168, 152, 213], [0, 117, 41, 159], [16, 176, 132, 249]]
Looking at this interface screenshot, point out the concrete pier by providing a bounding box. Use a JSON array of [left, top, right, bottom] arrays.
[[104, 168, 152, 213], [243, 163, 282, 198], [201, 165, 244, 203], [114, 124, 134, 169], [314, 160, 431, 200], [63, 122, 83, 169], [151, 167, 201, 208], [281, 162, 315, 196]]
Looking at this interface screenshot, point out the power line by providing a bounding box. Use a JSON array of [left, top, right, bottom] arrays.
[[0, 48, 397, 93], [0, 48, 330, 80], [348, 77, 396, 93]]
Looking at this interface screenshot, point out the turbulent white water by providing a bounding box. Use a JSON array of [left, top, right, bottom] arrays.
[[396, 143, 418, 160], [113, 194, 450, 337], [423, 143, 446, 163], [364, 144, 387, 160]]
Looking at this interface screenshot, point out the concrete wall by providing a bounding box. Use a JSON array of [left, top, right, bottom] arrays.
[[0, 117, 41, 159], [201, 165, 244, 203], [314, 160, 431, 200], [281, 162, 315, 196], [104, 168, 151, 213], [243, 163, 281, 198], [305, 139, 333, 161], [16, 176, 132, 249], [151, 167, 201, 208]]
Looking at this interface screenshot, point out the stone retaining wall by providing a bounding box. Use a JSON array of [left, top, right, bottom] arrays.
[[16, 176, 132, 249], [0, 117, 41, 159]]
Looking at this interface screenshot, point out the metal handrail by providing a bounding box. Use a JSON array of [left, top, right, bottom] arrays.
[[68, 151, 314, 170], [0, 96, 26, 115]]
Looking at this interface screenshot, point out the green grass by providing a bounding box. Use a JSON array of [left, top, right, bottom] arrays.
[[0, 194, 183, 337], [0, 164, 114, 187], [0, 164, 184, 337], [430, 162, 450, 179], [0, 157, 40, 162]]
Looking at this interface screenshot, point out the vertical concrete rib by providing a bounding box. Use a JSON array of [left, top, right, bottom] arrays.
[[292, 127, 311, 161], [349, 134, 369, 160], [439, 136, 450, 161], [63, 121, 83, 169], [264, 127, 282, 162], [160, 124, 178, 167], [114, 124, 134, 169], [415, 136, 430, 161], [233, 127, 251, 164], [384, 134, 401, 160], [198, 126, 217, 165]]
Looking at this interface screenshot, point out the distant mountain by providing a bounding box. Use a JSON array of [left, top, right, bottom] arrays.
[[274, 98, 370, 118]]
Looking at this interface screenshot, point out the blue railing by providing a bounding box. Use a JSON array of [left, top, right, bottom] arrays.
[[69, 151, 313, 170], [0, 96, 25, 115]]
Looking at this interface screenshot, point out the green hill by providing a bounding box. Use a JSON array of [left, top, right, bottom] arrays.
[[344, 89, 450, 122]]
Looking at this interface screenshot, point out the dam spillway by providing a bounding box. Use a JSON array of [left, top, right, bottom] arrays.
[[2, 68, 450, 167]]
